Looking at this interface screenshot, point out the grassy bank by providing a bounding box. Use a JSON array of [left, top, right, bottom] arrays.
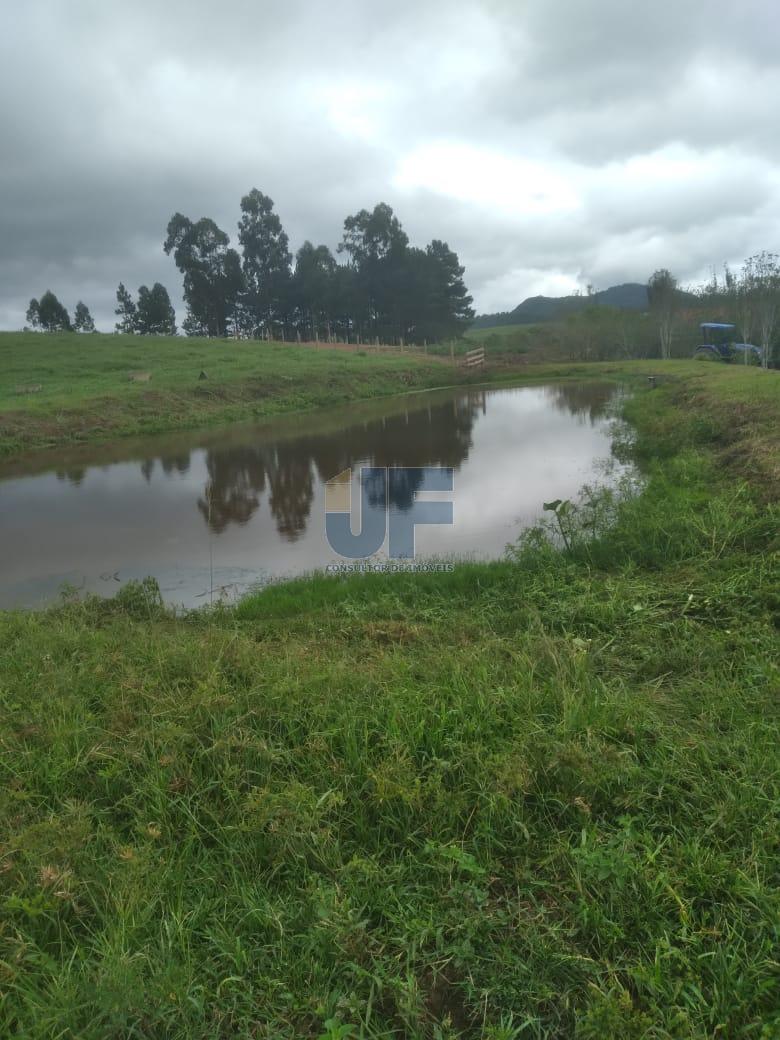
[[1, 327, 758, 463], [0, 367, 778, 1037], [0, 332, 467, 458]]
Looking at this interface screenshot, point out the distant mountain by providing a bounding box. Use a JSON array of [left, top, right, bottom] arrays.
[[472, 282, 652, 329]]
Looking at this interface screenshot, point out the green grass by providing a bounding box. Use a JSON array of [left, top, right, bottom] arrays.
[[0, 366, 778, 1037], [461, 323, 549, 364], [464, 323, 535, 340], [428, 324, 537, 362], [0, 332, 465, 458]]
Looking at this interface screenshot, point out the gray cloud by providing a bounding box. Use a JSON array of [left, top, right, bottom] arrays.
[[2, 0, 779, 329]]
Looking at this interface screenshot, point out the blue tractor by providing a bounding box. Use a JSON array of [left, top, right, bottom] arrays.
[[694, 323, 763, 363]]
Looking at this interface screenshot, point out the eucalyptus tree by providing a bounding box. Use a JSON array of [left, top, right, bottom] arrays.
[[136, 283, 177, 336], [73, 301, 96, 332], [647, 268, 678, 359], [26, 291, 71, 332], [292, 241, 338, 340], [164, 214, 243, 337], [236, 189, 292, 337], [339, 202, 409, 341], [340, 202, 409, 267]]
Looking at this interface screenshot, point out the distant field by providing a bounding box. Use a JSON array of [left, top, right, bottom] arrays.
[[464, 322, 535, 339], [423, 323, 540, 361], [461, 322, 547, 361]]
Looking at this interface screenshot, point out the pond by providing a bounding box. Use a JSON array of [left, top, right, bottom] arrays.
[[0, 382, 625, 608]]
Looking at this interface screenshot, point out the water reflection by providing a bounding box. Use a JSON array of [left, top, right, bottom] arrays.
[[542, 381, 616, 422], [194, 393, 482, 536], [1, 382, 625, 608], [56, 466, 87, 487]]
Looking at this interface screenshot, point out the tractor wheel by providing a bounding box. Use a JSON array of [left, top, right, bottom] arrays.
[[694, 348, 720, 362]]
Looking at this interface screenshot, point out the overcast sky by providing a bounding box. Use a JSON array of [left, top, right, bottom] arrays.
[[2, 0, 779, 330]]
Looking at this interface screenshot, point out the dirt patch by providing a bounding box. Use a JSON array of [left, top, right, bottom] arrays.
[[420, 967, 474, 1034]]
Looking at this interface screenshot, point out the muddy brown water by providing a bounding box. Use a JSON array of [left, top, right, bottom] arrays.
[[0, 382, 625, 608]]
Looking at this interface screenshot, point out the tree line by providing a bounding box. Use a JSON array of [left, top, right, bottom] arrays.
[[25, 282, 177, 336], [474, 255, 778, 367], [114, 283, 177, 335], [24, 192, 473, 345], [163, 190, 474, 344], [648, 253, 778, 367], [26, 292, 96, 333]]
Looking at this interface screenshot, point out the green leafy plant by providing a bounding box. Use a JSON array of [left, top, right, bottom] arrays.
[[317, 1019, 357, 1040], [543, 497, 575, 550]]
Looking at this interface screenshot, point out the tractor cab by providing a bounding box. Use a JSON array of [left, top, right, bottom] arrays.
[[695, 323, 762, 363]]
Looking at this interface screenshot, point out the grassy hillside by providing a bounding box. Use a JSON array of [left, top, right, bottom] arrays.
[[0, 364, 777, 1037], [0, 332, 461, 458]]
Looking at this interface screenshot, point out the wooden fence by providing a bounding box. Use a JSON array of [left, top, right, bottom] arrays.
[[462, 346, 485, 369]]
